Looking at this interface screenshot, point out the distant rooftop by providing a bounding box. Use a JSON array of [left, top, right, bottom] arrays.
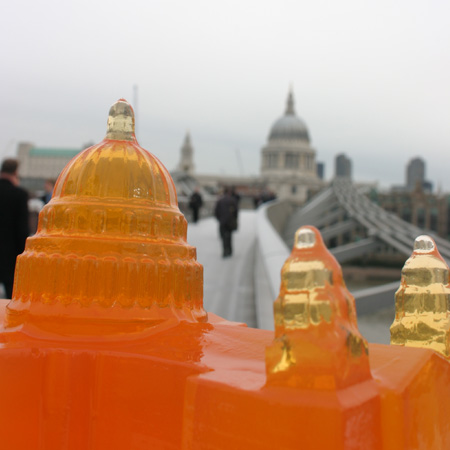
[[30, 147, 82, 157]]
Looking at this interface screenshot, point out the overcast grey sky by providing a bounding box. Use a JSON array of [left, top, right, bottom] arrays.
[[2, 0, 449, 189]]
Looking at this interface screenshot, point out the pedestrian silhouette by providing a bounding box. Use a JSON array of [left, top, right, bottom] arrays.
[[214, 187, 238, 258], [0, 159, 29, 299]]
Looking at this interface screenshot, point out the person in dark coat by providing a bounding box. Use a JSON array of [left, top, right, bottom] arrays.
[[0, 159, 29, 299], [189, 187, 203, 223], [214, 187, 238, 258], [41, 179, 55, 204], [231, 186, 241, 209]]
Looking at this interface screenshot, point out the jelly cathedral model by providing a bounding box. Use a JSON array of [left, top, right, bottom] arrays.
[[0, 100, 449, 449]]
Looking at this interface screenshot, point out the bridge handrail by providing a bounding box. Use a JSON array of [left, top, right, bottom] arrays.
[[254, 200, 290, 330]]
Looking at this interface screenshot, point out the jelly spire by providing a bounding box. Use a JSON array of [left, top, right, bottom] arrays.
[[6, 99, 207, 336], [266, 226, 371, 389], [390, 235, 450, 358], [105, 98, 136, 142]]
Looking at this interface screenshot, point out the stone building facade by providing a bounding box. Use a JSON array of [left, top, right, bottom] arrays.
[[372, 186, 450, 239], [335, 153, 352, 180], [260, 90, 322, 203], [17, 142, 82, 192]]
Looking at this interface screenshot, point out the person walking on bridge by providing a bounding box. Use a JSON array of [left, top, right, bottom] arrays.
[[189, 187, 203, 223], [0, 159, 29, 299], [214, 187, 238, 258]]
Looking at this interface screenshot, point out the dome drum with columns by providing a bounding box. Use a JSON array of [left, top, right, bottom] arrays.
[[261, 89, 322, 203]]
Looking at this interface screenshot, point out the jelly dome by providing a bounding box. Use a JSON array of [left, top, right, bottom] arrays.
[[7, 99, 207, 335], [54, 100, 177, 206]]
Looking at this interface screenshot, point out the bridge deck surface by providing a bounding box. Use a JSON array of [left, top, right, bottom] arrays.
[[187, 211, 258, 328]]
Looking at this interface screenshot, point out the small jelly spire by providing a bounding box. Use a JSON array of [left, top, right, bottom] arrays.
[[295, 227, 316, 248], [266, 226, 371, 390], [6, 99, 207, 336], [390, 235, 450, 358], [105, 99, 136, 142]]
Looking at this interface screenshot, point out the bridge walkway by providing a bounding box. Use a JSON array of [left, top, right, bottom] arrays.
[[187, 211, 258, 328]]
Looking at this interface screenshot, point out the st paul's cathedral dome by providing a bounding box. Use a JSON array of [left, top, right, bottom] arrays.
[[268, 91, 310, 143], [260, 89, 322, 203]]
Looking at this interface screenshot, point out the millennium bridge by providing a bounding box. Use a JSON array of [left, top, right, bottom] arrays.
[[188, 178, 450, 344]]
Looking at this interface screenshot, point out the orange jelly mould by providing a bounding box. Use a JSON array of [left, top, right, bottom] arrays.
[[0, 100, 449, 450], [7, 99, 206, 337]]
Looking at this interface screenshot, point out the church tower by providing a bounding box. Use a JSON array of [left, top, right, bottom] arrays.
[[178, 132, 195, 175]]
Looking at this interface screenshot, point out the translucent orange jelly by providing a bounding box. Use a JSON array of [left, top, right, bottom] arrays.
[[7, 99, 206, 336], [266, 226, 371, 390], [0, 100, 448, 450], [391, 235, 450, 358]]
